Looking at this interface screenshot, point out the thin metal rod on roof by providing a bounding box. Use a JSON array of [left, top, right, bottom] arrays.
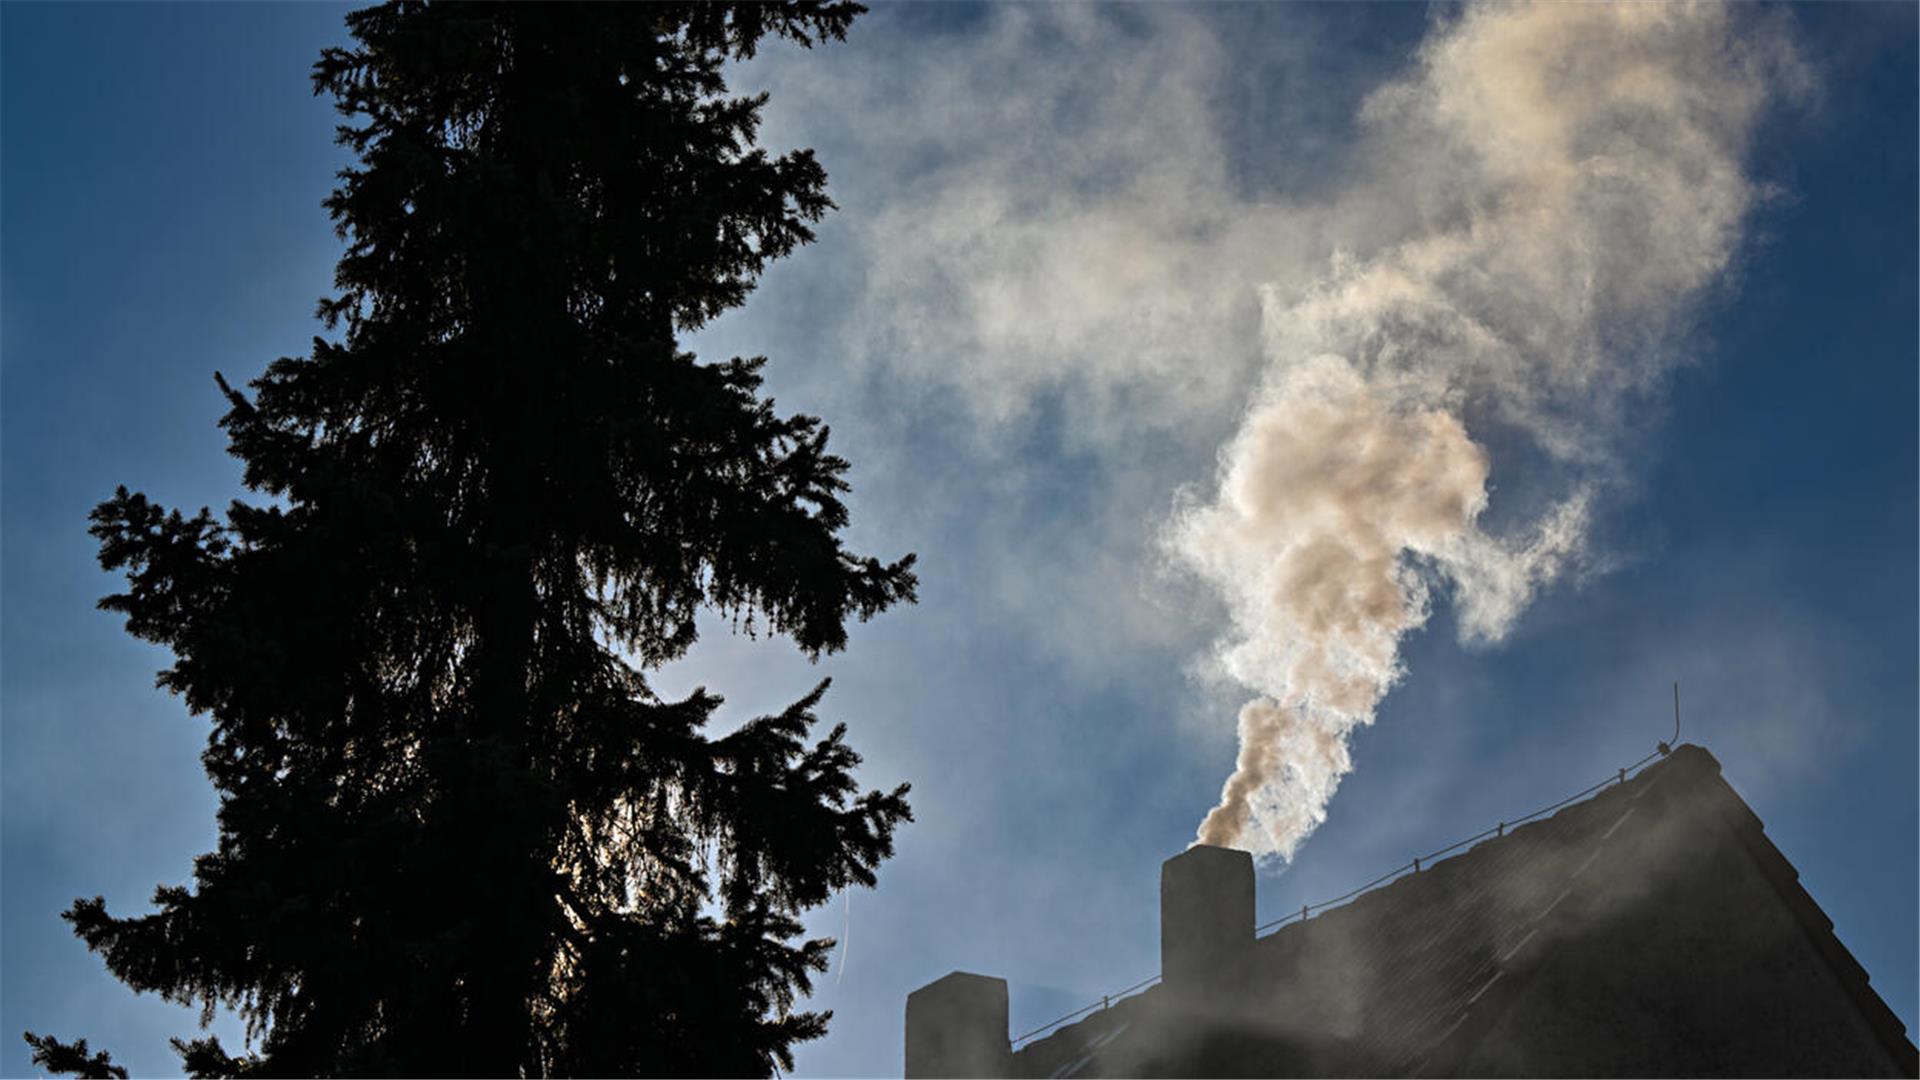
[[1661, 681, 1680, 755]]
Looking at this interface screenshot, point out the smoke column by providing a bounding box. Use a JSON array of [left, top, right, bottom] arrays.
[[1172, 2, 1804, 859]]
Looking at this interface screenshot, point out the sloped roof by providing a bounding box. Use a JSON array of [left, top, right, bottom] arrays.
[[1010, 745, 1917, 1079]]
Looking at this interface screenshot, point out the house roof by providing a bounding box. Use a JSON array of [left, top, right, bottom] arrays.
[[1010, 745, 1918, 1079]]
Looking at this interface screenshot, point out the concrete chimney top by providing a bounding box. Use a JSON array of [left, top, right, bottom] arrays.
[[905, 970, 1010, 1078], [1161, 844, 1255, 998]]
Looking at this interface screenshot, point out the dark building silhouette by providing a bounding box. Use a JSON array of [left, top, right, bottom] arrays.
[[905, 745, 1918, 1078]]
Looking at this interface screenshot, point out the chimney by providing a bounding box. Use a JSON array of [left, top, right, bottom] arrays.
[[1161, 844, 1254, 998], [904, 971, 1011, 1078]]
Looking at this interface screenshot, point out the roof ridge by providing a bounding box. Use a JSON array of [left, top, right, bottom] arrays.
[[1416, 744, 1918, 1079], [1007, 744, 1917, 1079], [1014, 746, 1699, 1071], [1691, 757, 1920, 1077], [1252, 743, 1686, 950]]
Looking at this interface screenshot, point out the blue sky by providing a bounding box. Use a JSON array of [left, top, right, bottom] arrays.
[[2, 4, 1912, 1077]]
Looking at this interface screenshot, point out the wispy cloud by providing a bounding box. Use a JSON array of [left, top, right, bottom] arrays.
[[750, 2, 1807, 861]]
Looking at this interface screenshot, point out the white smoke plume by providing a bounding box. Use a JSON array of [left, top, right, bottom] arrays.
[[1174, 2, 1805, 858]]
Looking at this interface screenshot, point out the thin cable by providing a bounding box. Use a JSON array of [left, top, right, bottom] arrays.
[[1010, 974, 1160, 1046], [835, 888, 850, 985]]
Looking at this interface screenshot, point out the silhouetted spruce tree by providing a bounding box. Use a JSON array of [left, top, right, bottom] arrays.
[[26, 3, 914, 1076]]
